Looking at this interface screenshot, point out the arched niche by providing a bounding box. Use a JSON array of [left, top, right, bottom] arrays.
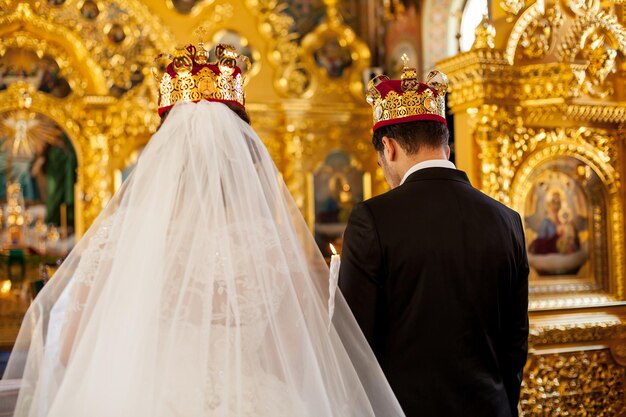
[[310, 150, 370, 256], [0, 85, 86, 237], [0, 109, 78, 255], [510, 138, 623, 308]]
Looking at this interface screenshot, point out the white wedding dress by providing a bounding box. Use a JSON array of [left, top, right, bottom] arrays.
[[4, 101, 405, 417]]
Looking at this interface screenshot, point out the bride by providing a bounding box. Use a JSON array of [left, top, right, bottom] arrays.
[[3, 44, 404, 417]]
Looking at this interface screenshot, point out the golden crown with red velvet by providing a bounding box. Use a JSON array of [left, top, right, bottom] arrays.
[[366, 56, 449, 131], [153, 43, 249, 116]]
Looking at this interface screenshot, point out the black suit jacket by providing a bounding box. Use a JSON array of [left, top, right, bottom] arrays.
[[339, 167, 529, 417]]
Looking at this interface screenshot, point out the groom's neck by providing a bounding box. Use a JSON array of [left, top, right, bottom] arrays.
[[397, 147, 450, 178]]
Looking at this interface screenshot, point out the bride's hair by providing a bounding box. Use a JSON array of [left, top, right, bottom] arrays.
[[159, 101, 251, 127]]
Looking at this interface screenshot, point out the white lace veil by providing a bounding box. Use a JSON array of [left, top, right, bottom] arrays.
[[4, 101, 404, 417]]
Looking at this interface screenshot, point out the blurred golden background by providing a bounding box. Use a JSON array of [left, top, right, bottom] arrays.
[[0, 0, 625, 414]]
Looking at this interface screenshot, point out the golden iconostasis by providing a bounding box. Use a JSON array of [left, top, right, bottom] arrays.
[[0, 0, 626, 414], [438, 1, 626, 414], [0, 0, 389, 254]]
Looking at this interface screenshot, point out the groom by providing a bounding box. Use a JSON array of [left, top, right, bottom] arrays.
[[339, 66, 529, 417]]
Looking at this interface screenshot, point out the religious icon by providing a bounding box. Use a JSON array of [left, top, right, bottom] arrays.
[[284, 0, 326, 38], [37, 58, 71, 98], [524, 162, 591, 277], [0, 111, 77, 255], [314, 39, 353, 78], [0, 48, 71, 98], [313, 151, 364, 256], [283, 0, 358, 39], [577, 32, 618, 98], [109, 64, 144, 97]]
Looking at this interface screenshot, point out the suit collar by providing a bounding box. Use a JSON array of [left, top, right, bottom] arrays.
[[400, 159, 457, 185], [403, 167, 472, 186]]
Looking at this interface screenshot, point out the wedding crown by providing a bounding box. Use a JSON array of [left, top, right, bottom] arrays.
[[366, 55, 449, 131], [153, 43, 249, 116]]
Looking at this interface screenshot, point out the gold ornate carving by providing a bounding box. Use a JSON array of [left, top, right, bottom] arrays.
[[528, 295, 619, 310], [246, 0, 307, 97], [461, 103, 624, 302], [441, 0, 626, 413], [559, 11, 626, 98], [472, 15, 496, 50], [469, 107, 620, 201], [437, 51, 511, 109], [0, 0, 176, 233], [520, 3, 562, 60], [501, 0, 525, 16], [0, 31, 86, 95], [233, 0, 376, 214], [563, 0, 601, 17], [529, 320, 624, 345], [613, 341, 626, 366], [0, 0, 175, 96], [439, 58, 593, 110], [0, 2, 108, 94], [525, 103, 626, 124], [166, 0, 215, 16], [505, 1, 563, 64], [275, 103, 383, 225], [299, 0, 371, 101], [438, 0, 626, 304], [0, 0, 379, 351], [520, 350, 626, 416], [0, 85, 160, 233], [190, 4, 235, 41]]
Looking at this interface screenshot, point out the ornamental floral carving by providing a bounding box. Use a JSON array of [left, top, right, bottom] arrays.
[[517, 2, 563, 61], [471, 106, 619, 205], [559, 11, 626, 98], [520, 350, 626, 416], [501, 0, 525, 16]]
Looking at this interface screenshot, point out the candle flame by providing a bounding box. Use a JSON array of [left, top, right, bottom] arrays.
[[329, 243, 338, 255], [0, 280, 11, 294]]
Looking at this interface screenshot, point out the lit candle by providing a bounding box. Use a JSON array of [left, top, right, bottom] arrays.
[[328, 243, 340, 326]]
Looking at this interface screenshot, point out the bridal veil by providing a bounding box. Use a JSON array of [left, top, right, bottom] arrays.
[[4, 100, 404, 417]]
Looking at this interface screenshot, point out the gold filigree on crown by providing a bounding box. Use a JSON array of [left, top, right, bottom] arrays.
[[366, 54, 449, 131], [153, 43, 250, 115]]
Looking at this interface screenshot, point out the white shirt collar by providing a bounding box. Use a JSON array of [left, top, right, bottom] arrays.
[[400, 159, 457, 185]]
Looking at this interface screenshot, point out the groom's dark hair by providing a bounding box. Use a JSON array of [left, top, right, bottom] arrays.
[[372, 121, 449, 155]]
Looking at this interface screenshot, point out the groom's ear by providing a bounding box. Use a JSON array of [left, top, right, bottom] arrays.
[[381, 136, 397, 162]]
